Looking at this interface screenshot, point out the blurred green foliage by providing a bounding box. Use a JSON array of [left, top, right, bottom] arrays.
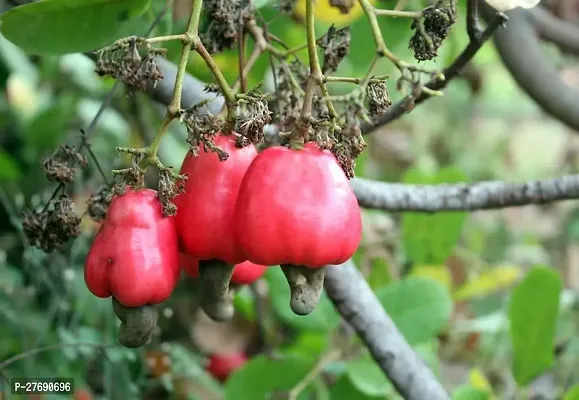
[[0, 0, 578, 399]]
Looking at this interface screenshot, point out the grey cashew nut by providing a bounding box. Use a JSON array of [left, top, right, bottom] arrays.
[[112, 297, 158, 348], [281, 264, 326, 316], [198, 259, 236, 322]]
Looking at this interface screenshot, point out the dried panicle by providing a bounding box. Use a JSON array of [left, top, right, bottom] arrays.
[[318, 25, 351, 74], [86, 185, 113, 223], [330, 0, 356, 14], [270, 62, 304, 128], [157, 169, 186, 217], [22, 195, 82, 253], [111, 148, 147, 194], [180, 104, 227, 160], [289, 59, 309, 88], [278, 0, 297, 13], [95, 37, 165, 91], [236, 88, 272, 144], [409, 0, 457, 61], [366, 77, 392, 117], [201, 0, 254, 54], [42, 145, 88, 184], [204, 83, 222, 94], [332, 106, 367, 178]]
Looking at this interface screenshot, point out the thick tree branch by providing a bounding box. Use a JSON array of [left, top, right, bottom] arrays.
[[351, 175, 579, 212], [324, 260, 450, 400], [481, 5, 579, 132], [525, 7, 579, 56]]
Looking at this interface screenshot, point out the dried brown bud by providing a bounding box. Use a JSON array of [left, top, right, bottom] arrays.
[[23, 195, 82, 253], [43, 145, 87, 184], [318, 25, 351, 74], [366, 77, 392, 117], [278, 0, 297, 13], [94, 37, 165, 91], [87, 185, 113, 223], [236, 89, 271, 144], [181, 103, 225, 159], [330, 0, 356, 14], [157, 169, 186, 217], [200, 0, 254, 54], [409, 0, 457, 61]]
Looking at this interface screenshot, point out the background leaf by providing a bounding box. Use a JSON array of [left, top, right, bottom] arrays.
[[225, 355, 315, 400], [376, 276, 453, 344], [346, 354, 393, 397], [330, 375, 383, 399], [0, 0, 152, 55], [508, 266, 562, 385], [564, 384, 579, 400], [402, 166, 468, 264], [452, 385, 491, 400]]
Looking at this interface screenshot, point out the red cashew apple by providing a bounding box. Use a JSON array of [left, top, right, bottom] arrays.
[[84, 188, 180, 307], [180, 253, 267, 285], [206, 352, 248, 382], [174, 133, 257, 265], [234, 142, 362, 268]]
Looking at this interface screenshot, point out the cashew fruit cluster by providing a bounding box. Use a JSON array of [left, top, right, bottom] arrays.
[[83, 132, 361, 347]]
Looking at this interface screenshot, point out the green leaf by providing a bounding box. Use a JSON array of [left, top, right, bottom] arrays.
[[347, 354, 392, 397], [376, 276, 453, 345], [330, 375, 383, 399], [265, 267, 340, 332], [564, 384, 579, 400], [225, 354, 316, 400], [0, 149, 21, 182], [509, 266, 562, 386], [402, 166, 468, 264], [0, 0, 152, 55], [282, 332, 330, 359], [233, 285, 256, 321], [452, 385, 490, 400]]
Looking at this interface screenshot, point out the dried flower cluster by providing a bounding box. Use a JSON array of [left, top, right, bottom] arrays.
[[86, 185, 113, 223], [22, 196, 81, 253], [236, 86, 272, 144], [95, 37, 165, 91], [179, 103, 227, 161], [318, 25, 351, 74], [366, 77, 392, 117], [43, 145, 87, 184], [157, 169, 187, 217], [201, 0, 254, 53], [409, 0, 458, 61]]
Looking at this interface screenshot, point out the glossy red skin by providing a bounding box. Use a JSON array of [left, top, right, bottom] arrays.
[[84, 188, 180, 308], [180, 253, 267, 285], [174, 133, 258, 264], [234, 142, 362, 268], [206, 352, 247, 382]]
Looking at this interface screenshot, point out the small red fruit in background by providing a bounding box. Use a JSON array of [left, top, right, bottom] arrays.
[[234, 143, 362, 268], [174, 133, 257, 265], [180, 253, 267, 285], [84, 188, 180, 307], [206, 352, 248, 382], [73, 388, 94, 400]]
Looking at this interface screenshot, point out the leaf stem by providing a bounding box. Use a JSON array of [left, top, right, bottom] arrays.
[[374, 8, 422, 18], [287, 350, 342, 400], [146, 34, 185, 44], [292, 0, 338, 146]]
